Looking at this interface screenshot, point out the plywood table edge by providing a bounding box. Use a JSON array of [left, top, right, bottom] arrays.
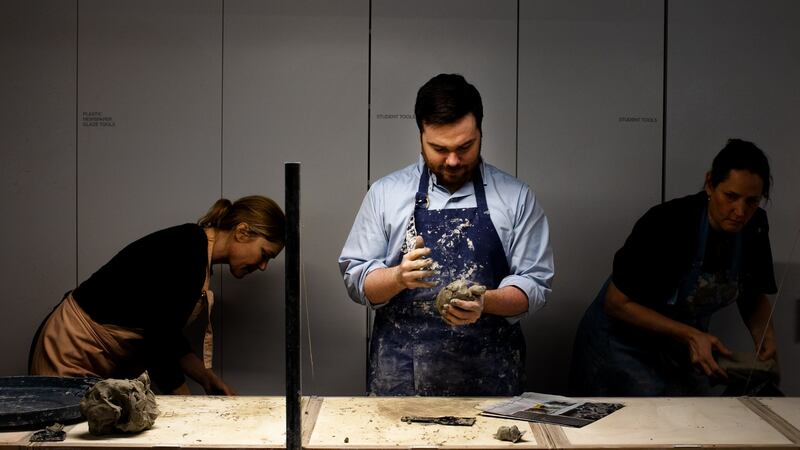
[[302, 396, 324, 447], [539, 446, 797, 449], [529, 422, 567, 448], [739, 398, 800, 445], [25, 438, 286, 450], [0, 431, 32, 449], [26, 445, 284, 450], [301, 446, 547, 450]]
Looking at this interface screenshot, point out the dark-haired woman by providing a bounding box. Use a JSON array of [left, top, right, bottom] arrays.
[[569, 139, 778, 396], [30, 196, 285, 395]]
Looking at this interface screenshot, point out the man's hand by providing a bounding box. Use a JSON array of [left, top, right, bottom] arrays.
[[442, 297, 484, 326], [392, 236, 437, 290], [685, 329, 732, 379], [363, 236, 438, 304], [441, 284, 486, 326]]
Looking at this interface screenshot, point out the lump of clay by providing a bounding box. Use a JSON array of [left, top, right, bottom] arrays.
[[494, 425, 524, 443], [716, 351, 778, 379], [716, 351, 780, 394], [435, 279, 486, 315], [29, 423, 66, 442], [79, 371, 159, 435]]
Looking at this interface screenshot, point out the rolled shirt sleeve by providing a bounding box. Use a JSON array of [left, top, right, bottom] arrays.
[[338, 186, 390, 306], [496, 184, 554, 323], [338, 164, 417, 307]]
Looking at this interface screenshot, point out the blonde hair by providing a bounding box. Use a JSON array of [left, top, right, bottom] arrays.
[[198, 195, 285, 244]]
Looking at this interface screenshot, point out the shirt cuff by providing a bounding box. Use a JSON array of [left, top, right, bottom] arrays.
[[497, 275, 549, 324], [357, 262, 392, 309]]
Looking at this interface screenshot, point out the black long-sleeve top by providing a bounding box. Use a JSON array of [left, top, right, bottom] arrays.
[[72, 223, 208, 390]]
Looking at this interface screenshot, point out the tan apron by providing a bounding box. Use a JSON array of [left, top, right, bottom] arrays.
[[188, 228, 216, 368], [30, 230, 217, 376], [29, 294, 146, 378]]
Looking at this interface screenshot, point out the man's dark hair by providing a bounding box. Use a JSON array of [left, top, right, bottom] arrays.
[[709, 138, 772, 199], [414, 73, 483, 133]]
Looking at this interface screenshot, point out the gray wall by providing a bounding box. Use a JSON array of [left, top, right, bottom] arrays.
[[518, 0, 664, 391], [1, 1, 77, 375], [2, 0, 798, 396], [666, 0, 800, 395]]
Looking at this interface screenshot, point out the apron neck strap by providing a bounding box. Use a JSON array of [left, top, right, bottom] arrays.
[[665, 203, 744, 307], [203, 228, 216, 290], [692, 205, 710, 269], [695, 204, 743, 278]]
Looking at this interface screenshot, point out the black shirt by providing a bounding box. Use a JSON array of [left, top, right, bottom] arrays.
[[72, 223, 208, 388], [611, 192, 777, 316]]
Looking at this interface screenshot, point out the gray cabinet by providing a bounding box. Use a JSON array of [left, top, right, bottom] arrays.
[[518, 0, 664, 392], [370, 0, 517, 181], [222, 0, 368, 394], [666, 0, 800, 395], [76, 0, 223, 384], [0, 1, 77, 375], [76, 0, 222, 281]]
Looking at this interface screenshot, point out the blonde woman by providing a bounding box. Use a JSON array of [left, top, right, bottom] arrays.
[[30, 195, 285, 395]]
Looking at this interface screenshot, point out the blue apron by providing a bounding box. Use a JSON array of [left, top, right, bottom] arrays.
[[368, 166, 525, 396], [570, 206, 742, 396]]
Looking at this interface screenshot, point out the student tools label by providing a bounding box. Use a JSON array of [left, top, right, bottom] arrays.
[[618, 116, 657, 123]]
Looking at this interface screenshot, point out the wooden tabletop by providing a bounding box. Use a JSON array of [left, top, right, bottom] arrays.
[[1, 396, 798, 449], [304, 396, 547, 448], [759, 398, 800, 431], [17, 395, 286, 449], [305, 397, 799, 449], [555, 397, 795, 448], [0, 431, 29, 450]]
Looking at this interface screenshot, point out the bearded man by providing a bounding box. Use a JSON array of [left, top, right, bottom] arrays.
[[339, 73, 554, 396]]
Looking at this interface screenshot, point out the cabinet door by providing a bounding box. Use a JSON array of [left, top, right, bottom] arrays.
[[77, 0, 222, 277], [0, 0, 77, 375], [666, 0, 800, 395], [222, 0, 368, 394], [518, 0, 664, 392], [77, 0, 222, 384], [370, 0, 517, 181]]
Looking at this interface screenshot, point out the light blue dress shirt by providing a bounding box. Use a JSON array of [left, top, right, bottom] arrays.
[[338, 156, 554, 322]]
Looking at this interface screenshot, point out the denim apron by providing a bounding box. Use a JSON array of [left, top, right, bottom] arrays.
[[570, 206, 742, 396], [368, 167, 525, 396]]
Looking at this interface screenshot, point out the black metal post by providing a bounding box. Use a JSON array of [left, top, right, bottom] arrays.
[[285, 162, 301, 450]]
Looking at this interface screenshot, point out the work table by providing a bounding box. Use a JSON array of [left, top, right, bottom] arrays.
[[1, 396, 797, 449]]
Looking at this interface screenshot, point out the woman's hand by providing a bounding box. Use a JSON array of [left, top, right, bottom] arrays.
[[685, 329, 732, 379], [201, 370, 237, 396], [170, 383, 192, 395], [604, 281, 733, 380], [179, 352, 237, 396], [755, 329, 778, 361], [739, 294, 778, 361]]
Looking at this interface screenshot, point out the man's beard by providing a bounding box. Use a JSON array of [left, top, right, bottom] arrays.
[[422, 152, 481, 190]]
